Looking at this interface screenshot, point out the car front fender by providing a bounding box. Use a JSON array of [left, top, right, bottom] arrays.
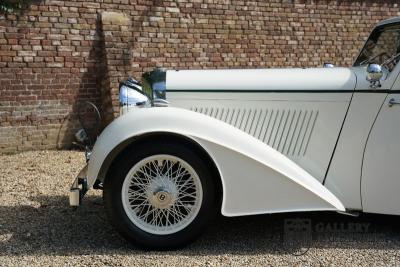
[[87, 107, 345, 216]]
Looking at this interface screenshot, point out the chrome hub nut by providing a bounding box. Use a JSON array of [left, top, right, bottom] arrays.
[[151, 190, 175, 209]]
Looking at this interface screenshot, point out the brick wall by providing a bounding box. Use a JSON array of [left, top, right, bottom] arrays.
[[0, 0, 399, 153]]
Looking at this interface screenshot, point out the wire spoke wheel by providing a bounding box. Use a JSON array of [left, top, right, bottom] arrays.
[[121, 154, 203, 235]]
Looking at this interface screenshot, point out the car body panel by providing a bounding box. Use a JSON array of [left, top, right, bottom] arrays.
[[168, 91, 351, 183], [197, 138, 344, 216], [324, 64, 400, 211], [87, 107, 345, 216], [166, 68, 357, 184], [324, 92, 387, 210], [167, 67, 356, 91], [361, 92, 400, 215]]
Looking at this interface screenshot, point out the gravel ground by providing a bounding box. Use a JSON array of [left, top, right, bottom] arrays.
[[1, 150, 400, 266]]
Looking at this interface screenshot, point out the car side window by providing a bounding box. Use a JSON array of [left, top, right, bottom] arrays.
[[354, 24, 400, 72]]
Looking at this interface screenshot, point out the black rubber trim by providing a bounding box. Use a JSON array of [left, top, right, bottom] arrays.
[[167, 89, 400, 94]]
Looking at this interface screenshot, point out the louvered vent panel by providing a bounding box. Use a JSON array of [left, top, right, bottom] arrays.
[[191, 107, 319, 157]]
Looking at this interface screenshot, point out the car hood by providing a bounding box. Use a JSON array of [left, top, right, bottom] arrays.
[[166, 67, 357, 91]]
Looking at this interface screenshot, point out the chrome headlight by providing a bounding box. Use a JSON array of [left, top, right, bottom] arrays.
[[119, 84, 149, 107]]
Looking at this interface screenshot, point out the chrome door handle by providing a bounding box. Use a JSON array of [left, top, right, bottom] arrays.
[[388, 98, 400, 107]]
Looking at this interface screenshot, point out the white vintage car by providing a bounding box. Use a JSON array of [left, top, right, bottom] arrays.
[[70, 17, 400, 249]]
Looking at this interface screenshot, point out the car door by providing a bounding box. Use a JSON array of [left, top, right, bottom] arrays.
[[362, 75, 400, 215]]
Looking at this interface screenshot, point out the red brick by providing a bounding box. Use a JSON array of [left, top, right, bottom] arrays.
[[0, 0, 399, 152]]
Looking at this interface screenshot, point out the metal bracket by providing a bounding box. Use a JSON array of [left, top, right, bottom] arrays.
[[369, 80, 382, 89]]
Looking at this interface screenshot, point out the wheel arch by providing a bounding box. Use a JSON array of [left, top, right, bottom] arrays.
[[99, 132, 223, 207]]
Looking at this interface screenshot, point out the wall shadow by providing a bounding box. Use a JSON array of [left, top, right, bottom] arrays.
[[58, 17, 105, 149]]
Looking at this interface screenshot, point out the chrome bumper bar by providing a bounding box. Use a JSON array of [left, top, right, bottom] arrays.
[[69, 165, 88, 207]]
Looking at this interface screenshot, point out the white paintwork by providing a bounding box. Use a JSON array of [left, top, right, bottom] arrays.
[[324, 65, 400, 210], [168, 92, 351, 182], [87, 107, 345, 216], [167, 68, 356, 91], [324, 93, 387, 209], [361, 94, 400, 215]]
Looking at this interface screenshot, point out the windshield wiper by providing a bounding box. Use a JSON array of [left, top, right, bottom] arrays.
[[359, 52, 384, 66], [381, 52, 400, 68]]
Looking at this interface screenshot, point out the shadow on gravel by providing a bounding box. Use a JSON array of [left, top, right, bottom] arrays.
[[1, 195, 400, 256]]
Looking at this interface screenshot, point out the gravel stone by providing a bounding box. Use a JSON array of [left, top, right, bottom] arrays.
[[1, 150, 400, 266]]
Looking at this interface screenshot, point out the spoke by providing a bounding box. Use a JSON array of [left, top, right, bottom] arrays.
[[128, 189, 146, 197], [170, 205, 185, 221], [174, 164, 187, 177], [131, 202, 151, 209], [149, 208, 161, 226], [128, 194, 147, 202], [160, 209, 168, 227], [138, 165, 156, 181], [178, 191, 197, 200], [129, 197, 147, 204], [156, 209, 164, 227], [129, 197, 147, 203], [177, 181, 196, 191], [142, 163, 158, 178], [168, 206, 179, 224], [163, 160, 175, 178], [137, 165, 150, 179], [176, 199, 196, 204], [132, 172, 150, 185], [156, 209, 163, 227], [176, 172, 190, 185], [150, 161, 161, 177], [128, 187, 146, 195], [169, 164, 186, 182], [139, 205, 154, 221], [176, 201, 192, 214], [165, 208, 171, 226]]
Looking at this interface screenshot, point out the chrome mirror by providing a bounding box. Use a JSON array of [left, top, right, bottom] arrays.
[[366, 63, 383, 87], [323, 62, 334, 68]]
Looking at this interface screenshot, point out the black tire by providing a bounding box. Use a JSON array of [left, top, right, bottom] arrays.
[[103, 140, 218, 250]]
